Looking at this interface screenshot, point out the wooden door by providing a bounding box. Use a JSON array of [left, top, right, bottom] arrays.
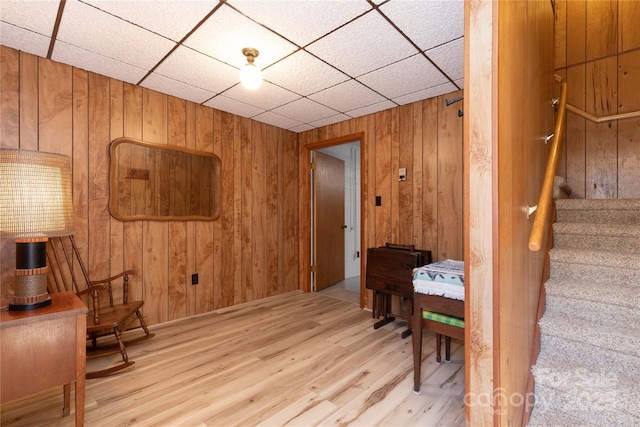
[[314, 151, 345, 291]]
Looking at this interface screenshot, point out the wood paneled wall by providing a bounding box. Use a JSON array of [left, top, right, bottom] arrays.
[[466, 1, 554, 425], [555, 0, 640, 198], [298, 91, 464, 306], [0, 46, 299, 325]]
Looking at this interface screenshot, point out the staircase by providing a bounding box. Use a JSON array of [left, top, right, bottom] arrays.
[[529, 198, 640, 426]]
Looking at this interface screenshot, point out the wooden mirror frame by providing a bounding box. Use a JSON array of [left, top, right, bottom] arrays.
[[109, 137, 221, 221]]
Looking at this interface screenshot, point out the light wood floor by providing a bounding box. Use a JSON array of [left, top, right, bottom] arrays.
[[1, 291, 465, 427]]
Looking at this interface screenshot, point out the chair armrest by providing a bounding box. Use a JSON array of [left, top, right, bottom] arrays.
[[90, 269, 137, 285], [89, 269, 137, 305], [77, 284, 107, 297]]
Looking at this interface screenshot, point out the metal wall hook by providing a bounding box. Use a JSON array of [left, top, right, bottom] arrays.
[[445, 96, 464, 106], [544, 133, 554, 144]]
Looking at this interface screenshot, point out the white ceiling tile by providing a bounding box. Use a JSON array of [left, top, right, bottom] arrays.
[[380, 0, 464, 51], [223, 81, 300, 111], [306, 11, 417, 77], [153, 46, 239, 94], [141, 73, 216, 104], [0, 0, 60, 35], [184, 4, 297, 69], [252, 111, 303, 130], [203, 95, 265, 118], [308, 79, 387, 113], [56, 0, 175, 70], [392, 82, 457, 106], [310, 113, 351, 128], [52, 41, 148, 84], [426, 38, 464, 81], [262, 50, 349, 96], [290, 123, 315, 133], [357, 53, 449, 99], [271, 98, 338, 124], [83, 0, 218, 42], [345, 100, 397, 119], [0, 24, 50, 58], [228, 0, 371, 47]]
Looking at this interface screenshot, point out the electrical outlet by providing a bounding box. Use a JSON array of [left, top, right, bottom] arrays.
[[191, 273, 198, 285]]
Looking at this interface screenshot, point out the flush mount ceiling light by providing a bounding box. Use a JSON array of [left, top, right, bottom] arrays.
[[239, 47, 263, 90]]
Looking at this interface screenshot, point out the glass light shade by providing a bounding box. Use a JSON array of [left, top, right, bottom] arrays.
[[0, 148, 74, 239], [240, 63, 263, 90]]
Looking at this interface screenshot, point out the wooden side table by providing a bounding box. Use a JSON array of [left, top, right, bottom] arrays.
[[1, 291, 88, 426]]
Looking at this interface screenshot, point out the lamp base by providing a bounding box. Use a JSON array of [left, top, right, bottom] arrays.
[[8, 296, 52, 311]]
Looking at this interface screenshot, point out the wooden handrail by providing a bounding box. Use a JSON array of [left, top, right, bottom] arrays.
[[529, 82, 567, 251], [554, 74, 640, 123], [565, 104, 640, 123]]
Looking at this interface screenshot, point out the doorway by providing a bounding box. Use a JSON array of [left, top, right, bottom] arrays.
[[311, 141, 361, 304]]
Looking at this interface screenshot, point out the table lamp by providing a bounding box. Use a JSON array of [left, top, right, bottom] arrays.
[[0, 148, 74, 310]]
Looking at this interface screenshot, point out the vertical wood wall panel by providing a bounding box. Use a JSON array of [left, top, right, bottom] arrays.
[[185, 102, 198, 317], [617, 50, 640, 198], [167, 96, 188, 320], [109, 79, 125, 304], [212, 109, 223, 309], [251, 121, 266, 300], [71, 68, 89, 293], [194, 105, 214, 314], [19, 52, 38, 150], [374, 110, 391, 247], [266, 126, 279, 297], [87, 73, 110, 283], [586, 0, 618, 62], [142, 89, 169, 325], [220, 111, 235, 307], [232, 116, 243, 305], [240, 118, 253, 303], [565, 0, 586, 67], [620, 1, 640, 51], [585, 57, 618, 198], [437, 91, 464, 261], [122, 84, 144, 304], [421, 98, 439, 255], [557, 0, 640, 200], [397, 104, 413, 245]]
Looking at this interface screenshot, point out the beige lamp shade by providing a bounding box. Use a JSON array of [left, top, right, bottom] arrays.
[[0, 148, 74, 239]]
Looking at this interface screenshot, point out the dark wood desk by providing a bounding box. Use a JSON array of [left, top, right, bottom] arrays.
[[1, 291, 87, 426]]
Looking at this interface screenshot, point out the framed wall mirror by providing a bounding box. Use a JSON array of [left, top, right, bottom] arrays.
[[109, 137, 221, 221]]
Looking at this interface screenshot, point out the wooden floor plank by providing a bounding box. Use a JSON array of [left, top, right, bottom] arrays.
[[0, 291, 465, 426]]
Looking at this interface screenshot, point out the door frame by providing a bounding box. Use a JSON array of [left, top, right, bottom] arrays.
[[299, 132, 367, 308]]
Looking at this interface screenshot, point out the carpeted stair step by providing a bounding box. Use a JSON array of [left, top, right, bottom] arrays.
[[538, 310, 640, 359], [555, 198, 640, 225], [533, 353, 640, 421], [546, 293, 640, 330], [528, 407, 608, 427], [545, 278, 640, 311], [549, 248, 640, 286], [553, 222, 640, 253], [531, 381, 640, 426], [540, 333, 640, 378]]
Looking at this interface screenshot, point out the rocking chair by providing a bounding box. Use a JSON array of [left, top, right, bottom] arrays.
[[46, 235, 154, 379]]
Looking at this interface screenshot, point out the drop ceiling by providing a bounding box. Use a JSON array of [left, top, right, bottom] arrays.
[[0, 0, 464, 132]]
